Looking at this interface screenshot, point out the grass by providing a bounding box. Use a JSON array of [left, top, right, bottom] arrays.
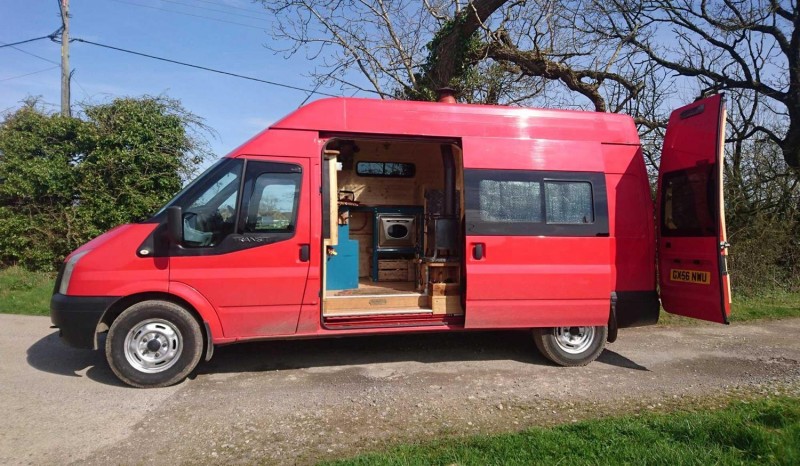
[[659, 290, 800, 326], [730, 291, 800, 321], [325, 396, 800, 466], [0, 266, 55, 316]]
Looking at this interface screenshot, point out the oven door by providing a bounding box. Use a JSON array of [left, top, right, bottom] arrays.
[[379, 215, 416, 248]]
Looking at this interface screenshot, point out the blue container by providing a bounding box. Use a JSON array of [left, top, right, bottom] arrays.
[[326, 222, 359, 290]]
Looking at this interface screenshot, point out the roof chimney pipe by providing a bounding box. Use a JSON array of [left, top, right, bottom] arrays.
[[436, 87, 457, 104]]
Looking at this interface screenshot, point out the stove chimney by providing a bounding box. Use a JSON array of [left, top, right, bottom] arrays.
[[436, 87, 457, 104]]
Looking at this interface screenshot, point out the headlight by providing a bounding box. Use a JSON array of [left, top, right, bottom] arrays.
[[59, 250, 90, 295]]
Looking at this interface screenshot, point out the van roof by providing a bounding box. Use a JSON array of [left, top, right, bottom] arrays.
[[270, 97, 640, 145]]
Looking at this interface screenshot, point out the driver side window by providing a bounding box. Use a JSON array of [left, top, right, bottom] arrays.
[[175, 158, 303, 249], [182, 162, 242, 247]]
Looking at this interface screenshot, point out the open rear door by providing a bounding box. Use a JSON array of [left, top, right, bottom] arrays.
[[657, 94, 731, 324]]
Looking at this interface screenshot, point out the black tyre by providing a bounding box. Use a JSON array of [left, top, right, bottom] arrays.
[[106, 300, 203, 388], [532, 326, 607, 367]]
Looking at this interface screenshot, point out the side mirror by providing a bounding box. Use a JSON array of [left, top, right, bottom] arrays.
[[166, 206, 183, 245]]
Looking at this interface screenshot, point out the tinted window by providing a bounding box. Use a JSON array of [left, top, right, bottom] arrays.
[[661, 166, 716, 237], [356, 161, 415, 177], [545, 181, 594, 224], [479, 180, 542, 223], [465, 170, 608, 237], [244, 173, 301, 233]]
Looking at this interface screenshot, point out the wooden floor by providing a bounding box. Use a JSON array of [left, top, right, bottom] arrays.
[[329, 279, 417, 297]]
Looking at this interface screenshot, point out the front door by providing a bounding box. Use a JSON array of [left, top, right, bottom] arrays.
[[168, 156, 312, 337], [657, 94, 731, 324]]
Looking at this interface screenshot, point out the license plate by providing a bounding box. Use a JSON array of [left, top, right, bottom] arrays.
[[670, 269, 711, 284]]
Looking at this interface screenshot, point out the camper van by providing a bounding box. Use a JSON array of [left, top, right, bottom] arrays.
[[50, 94, 731, 388]]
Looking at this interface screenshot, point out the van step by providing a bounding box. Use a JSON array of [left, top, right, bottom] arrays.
[[324, 294, 428, 312], [323, 307, 432, 318], [324, 313, 465, 329]]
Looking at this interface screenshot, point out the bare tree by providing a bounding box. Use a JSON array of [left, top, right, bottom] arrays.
[[593, 0, 800, 171], [262, 1, 517, 102], [263, 1, 664, 113]]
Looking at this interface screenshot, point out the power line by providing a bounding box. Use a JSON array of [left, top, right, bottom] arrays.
[[0, 65, 60, 83], [189, 0, 272, 16], [0, 41, 60, 65], [0, 34, 57, 49], [71, 72, 92, 101], [70, 38, 346, 97], [160, 0, 271, 21], [110, 0, 268, 30]]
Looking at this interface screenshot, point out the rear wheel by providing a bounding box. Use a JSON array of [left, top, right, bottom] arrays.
[[106, 300, 203, 388], [532, 326, 607, 366]]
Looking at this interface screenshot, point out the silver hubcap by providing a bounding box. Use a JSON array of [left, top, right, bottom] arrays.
[[554, 326, 595, 354], [124, 319, 182, 373]]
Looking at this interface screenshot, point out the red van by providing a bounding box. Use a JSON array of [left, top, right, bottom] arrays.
[[50, 94, 731, 388]]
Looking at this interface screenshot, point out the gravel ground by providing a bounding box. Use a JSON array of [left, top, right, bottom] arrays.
[[1, 314, 799, 465]]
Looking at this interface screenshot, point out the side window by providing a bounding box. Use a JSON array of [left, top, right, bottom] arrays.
[[661, 166, 715, 237], [180, 160, 243, 247], [239, 161, 303, 239], [244, 173, 301, 233], [545, 181, 594, 224], [479, 180, 542, 223], [465, 169, 608, 236], [356, 161, 415, 177]]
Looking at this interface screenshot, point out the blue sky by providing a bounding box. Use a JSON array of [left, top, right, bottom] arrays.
[[0, 0, 358, 167]]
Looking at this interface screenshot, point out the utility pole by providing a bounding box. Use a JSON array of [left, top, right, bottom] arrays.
[[59, 0, 71, 117]]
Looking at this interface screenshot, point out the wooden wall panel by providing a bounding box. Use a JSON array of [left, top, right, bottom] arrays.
[[338, 141, 444, 206]]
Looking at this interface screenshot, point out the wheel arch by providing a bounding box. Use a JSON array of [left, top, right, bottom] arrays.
[[98, 291, 218, 361]]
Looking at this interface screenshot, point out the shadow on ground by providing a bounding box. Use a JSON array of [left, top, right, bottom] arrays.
[[597, 349, 649, 371], [28, 330, 648, 385], [26, 332, 125, 387]]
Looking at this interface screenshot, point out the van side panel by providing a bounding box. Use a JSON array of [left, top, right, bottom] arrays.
[[271, 98, 640, 146], [602, 144, 659, 327], [465, 235, 612, 327], [461, 138, 605, 172]]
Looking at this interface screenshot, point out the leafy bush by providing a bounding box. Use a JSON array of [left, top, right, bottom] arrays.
[[0, 97, 210, 270]]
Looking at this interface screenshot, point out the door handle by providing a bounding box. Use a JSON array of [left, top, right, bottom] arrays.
[[299, 244, 310, 262], [473, 243, 484, 260]]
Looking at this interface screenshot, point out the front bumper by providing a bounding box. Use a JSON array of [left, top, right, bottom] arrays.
[[50, 294, 119, 349]]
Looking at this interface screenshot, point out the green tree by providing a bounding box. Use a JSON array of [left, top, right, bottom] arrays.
[[0, 97, 210, 270]]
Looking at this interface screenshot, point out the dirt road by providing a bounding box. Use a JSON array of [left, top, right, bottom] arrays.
[[1, 314, 799, 465]]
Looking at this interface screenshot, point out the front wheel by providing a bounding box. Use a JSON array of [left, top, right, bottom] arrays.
[[532, 326, 607, 367], [106, 300, 203, 388]]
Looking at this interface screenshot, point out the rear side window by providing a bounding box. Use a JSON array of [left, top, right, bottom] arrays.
[[465, 170, 608, 236], [479, 180, 542, 223], [356, 161, 415, 177], [545, 181, 594, 224]]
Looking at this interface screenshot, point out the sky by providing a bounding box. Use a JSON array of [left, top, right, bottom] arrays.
[[0, 0, 361, 167]]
